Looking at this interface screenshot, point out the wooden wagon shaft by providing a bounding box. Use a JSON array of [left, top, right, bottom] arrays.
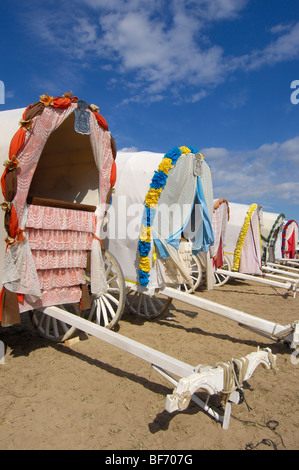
[[41, 305, 276, 429], [43, 306, 194, 378], [262, 265, 299, 279], [160, 286, 299, 348], [276, 259, 299, 268], [216, 267, 299, 297], [216, 268, 294, 290], [266, 261, 299, 273]]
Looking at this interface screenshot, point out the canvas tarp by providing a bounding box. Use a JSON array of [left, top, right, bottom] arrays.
[[223, 202, 262, 275], [106, 149, 214, 290], [261, 211, 285, 262]]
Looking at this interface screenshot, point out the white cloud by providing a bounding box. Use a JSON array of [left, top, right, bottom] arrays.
[[23, 1, 299, 103], [201, 147, 230, 159], [119, 146, 139, 152], [280, 136, 299, 161], [184, 0, 248, 21], [236, 22, 299, 71], [73, 18, 98, 46], [202, 136, 299, 209]]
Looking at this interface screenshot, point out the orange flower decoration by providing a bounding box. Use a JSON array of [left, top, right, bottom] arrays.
[[19, 119, 33, 130], [62, 92, 73, 99], [40, 94, 53, 106], [3, 156, 19, 171]]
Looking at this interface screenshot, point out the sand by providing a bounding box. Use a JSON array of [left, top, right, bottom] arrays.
[[0, 278, 298, 451]]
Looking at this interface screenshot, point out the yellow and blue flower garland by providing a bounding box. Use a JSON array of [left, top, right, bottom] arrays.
[[138, 146, 199, 286]]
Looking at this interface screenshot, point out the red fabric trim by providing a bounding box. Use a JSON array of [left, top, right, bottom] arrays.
[[52, 97, 72, 109], [9, 206, 19, 238], [287, 230, 296, 258], [1, 167, 8, 199], [93, 111, 108, 131], [0, 286, 4, 322], [110, 160, 117, 187], [92, 233, 104, 250], [213, 238, 224, 269]]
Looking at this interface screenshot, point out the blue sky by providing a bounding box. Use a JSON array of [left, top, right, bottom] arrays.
[[1, 0, 299, 223]]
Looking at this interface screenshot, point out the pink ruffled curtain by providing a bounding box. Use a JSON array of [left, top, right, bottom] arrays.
[[21, 204, 96, 311]]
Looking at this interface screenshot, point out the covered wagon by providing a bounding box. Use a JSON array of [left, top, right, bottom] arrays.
[[0, 103, 278, 429], [223, 202, 263, 275], [213, 202, 299, 295], [0, 94, 123, 338], [261, 212, 298, 263], [261, 211, 285, 263], [281, 219, 298, 260], [105, 147, 215, 317], [261, 213, 299, 282], [105, 150, 299, 348]]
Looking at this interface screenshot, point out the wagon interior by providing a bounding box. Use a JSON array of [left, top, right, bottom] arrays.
[[27, 113, 98, 209]]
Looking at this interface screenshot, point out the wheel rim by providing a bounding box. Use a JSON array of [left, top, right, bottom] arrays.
[[30, 304, 79, 343], [82, 251, 125, 329], [178, 255, 203, 293], [126, 291, 172, 320], [214, 254, 231, 287], [30, 251, 126, 341]]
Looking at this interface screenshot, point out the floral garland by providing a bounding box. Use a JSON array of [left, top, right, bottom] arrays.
[[232, 203, 258, 272], [138, 146, 200, 286]]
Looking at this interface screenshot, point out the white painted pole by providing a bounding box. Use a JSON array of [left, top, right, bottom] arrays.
[[0, 340, 4, 364], [160, 286, 293, 341], [42, 306, 195, 378], [262, 265, 299, 279], [216, 268, 293, 290]]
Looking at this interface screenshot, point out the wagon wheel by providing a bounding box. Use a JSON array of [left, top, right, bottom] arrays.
[[82, 251, 125, 329], [30, 304, 80, 343], [30, 251, 125, 342], [178, 255, 203, 293], [214, 254, 231, 287], [126, 291, 172, 320]]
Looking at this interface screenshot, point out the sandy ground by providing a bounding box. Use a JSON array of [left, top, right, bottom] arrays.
[[0, 277, 299, 451]]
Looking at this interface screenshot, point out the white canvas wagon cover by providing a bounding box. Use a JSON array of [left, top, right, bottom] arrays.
[[261, 211, 285, 263], [0, 93, 116, 326], [106, 147, 214, 291], [224, 202, 262, 275]]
